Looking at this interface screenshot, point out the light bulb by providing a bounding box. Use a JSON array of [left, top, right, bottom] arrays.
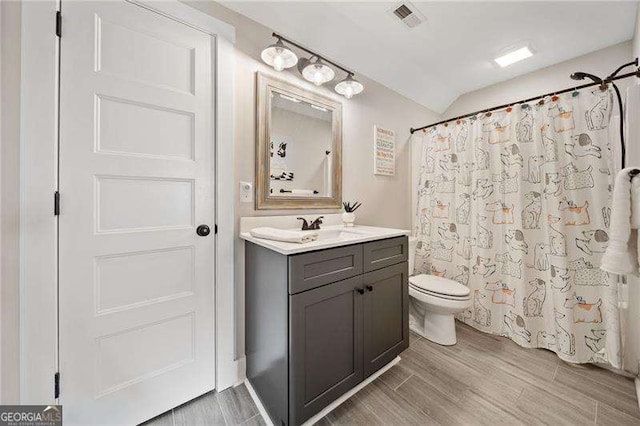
[[273, 55, 284, 72], [260, 39, 298, 71], [301, 58, 335, 86], [334, 74, 364, 99], [344, 84, 354, 99], [313, 68, 323, 86]]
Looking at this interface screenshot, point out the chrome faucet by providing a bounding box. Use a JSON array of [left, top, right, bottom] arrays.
[[297, 216, 324, 231]]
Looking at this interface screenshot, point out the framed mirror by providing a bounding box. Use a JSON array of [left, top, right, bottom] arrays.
[[256, 72, 342, 209]]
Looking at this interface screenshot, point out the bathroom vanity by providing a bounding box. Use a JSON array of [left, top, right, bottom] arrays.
[[242, 226, 410, 425]]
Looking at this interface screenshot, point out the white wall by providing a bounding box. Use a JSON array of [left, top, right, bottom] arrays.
[[0, 0, 21, 403], [628, 5, 640, 378], [444, 41, 634, 120], [628, 126, 640, 377], [184, 0, 440, 358], [634, 4, 640, 62]]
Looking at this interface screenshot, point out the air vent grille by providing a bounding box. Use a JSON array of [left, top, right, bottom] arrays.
[[390, 2, 426, 29], [393, 4, 413, 20]]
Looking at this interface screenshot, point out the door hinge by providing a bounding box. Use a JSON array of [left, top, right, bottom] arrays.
[[56, 11, 61, 37], [215, 224, 218, 234], [54, 191, 60, 216], [54, 372, 60, 399]]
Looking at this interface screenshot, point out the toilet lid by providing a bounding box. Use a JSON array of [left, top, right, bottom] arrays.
[[409, 275, 470, 298]]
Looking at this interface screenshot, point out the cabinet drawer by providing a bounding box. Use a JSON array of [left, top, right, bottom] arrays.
[[289, 244, 363, 294], [363, 236, 408, 272]]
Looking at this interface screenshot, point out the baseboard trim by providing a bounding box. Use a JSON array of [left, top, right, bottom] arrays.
[[245, 357, 401, 426], [302, 357, 400, 425], [244, 379, 274, 426], [218, 356, 246, 392]]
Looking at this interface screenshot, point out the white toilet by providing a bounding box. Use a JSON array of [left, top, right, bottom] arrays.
[[408, 237, 472, 346]]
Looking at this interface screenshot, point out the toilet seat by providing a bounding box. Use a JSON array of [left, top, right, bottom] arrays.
[[409, 274, 471, 300], [410, 284, 472, 301]]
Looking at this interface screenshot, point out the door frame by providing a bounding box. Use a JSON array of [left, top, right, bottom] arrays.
[[20, 0, 238, 404]]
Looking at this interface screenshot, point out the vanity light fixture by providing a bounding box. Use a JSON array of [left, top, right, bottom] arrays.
[[335, 74, 364, 99], [263, 33, 365, 98], [301, 57, 335, 86], [261, 37, 298, 72], [494, 46, 533, 68]]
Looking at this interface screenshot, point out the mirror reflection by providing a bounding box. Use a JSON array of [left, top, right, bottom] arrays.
[[270, 93, 333, 198]]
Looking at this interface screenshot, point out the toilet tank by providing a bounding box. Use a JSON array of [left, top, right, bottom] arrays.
[[408, 236, 418, 274]]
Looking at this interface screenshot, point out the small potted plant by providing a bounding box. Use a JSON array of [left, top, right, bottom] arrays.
[[342, 201, 361, 227]]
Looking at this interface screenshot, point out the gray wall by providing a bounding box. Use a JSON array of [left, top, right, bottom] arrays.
[[443, 41, 634, 120], [0, 0, 21, 403], [183, 1, 439, 227], [183, 1, 440, 358]]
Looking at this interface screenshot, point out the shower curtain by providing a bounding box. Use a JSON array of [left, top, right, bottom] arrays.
[[414, 87, 622, 367]]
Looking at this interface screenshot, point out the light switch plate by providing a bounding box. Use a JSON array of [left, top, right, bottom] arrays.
[[240, 181, 253, 203]]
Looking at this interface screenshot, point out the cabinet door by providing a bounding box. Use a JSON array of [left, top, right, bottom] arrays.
[[289, 275, 364, 425], [363, 262, 409, 377]]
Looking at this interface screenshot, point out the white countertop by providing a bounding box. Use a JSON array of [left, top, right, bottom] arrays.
[[240, 224, 410, 255]]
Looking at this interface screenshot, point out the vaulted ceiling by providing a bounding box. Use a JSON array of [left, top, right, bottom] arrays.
[[222, 1, 638, 113]]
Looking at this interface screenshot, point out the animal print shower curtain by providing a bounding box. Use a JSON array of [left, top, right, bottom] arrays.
[[414, 87, 622, 366]]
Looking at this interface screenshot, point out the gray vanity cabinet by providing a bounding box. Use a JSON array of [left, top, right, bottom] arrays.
[[362, 262, 409, 377], [246, 236, 409, 426], [289, 275, 364, 423]]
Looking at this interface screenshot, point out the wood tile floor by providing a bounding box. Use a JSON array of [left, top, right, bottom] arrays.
[[144, 321, 640, 425], [142, 383, 265, 426]]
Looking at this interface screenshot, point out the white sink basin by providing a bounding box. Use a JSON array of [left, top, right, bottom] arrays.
[[314, 228, 371, 241], [241, 222, 409, 255]]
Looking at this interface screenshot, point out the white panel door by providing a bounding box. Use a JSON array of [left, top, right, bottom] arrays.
[[58, 2, 215, 424]]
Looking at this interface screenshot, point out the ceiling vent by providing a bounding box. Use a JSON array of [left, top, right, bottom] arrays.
[[391, 2, 426, 29]]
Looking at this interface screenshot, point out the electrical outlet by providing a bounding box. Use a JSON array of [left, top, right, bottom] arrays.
[[240, 181, 253, 203]]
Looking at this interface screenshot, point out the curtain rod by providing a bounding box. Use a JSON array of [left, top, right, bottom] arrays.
[[410, 69, 640, 134]]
